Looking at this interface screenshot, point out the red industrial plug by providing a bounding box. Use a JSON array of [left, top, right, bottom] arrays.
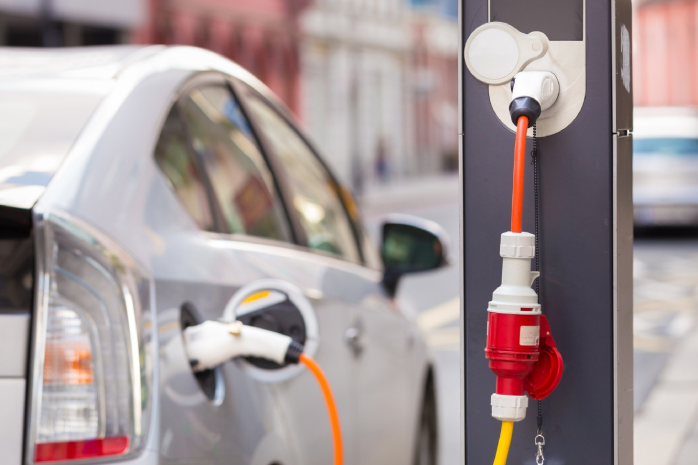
[[484, 113, 563, 423], [486, 313, 563, 399], [485, 230, 563, 422]]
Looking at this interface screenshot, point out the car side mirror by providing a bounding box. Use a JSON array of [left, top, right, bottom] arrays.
[[380, 214, 450, 296]]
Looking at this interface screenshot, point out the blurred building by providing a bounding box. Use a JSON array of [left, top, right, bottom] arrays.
[[0, 0, 144, 46], [136, 0, 309, 115], [410, 0, 458, 173], [0, 0, 460, 189], [299, 0, 414, 190], [634, 0, 698, 106]]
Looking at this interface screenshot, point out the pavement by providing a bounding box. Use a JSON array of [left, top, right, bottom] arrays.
[[633, 240, 698, 465], [360, 174, 698, 465]]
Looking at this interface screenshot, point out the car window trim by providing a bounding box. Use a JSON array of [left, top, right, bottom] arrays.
[[223, 77, 304, 246], [231, 80, 368, 266], [227, 77, 309, 248]]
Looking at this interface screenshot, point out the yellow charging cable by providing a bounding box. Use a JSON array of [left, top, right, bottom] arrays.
[[493, 421, 514, 465]]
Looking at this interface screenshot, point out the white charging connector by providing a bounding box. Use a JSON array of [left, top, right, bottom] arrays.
[[183, 320, 301, 371], [511, 71, 560, 113]]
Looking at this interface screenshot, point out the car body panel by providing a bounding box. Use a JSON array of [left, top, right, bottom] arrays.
[[8, 45, 432, 465]]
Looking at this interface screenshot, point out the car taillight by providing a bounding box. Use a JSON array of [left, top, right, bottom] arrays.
[[29, 210, 153, 463]]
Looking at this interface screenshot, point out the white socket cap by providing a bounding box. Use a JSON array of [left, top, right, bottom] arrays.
[[500, 232, 535, 258], [491, 394, 529, 422], [464, 22, 548, 85]]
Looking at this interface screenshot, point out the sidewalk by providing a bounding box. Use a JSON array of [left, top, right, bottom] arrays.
[[635, 319, 698, 465], [358, 173, 459, 216]]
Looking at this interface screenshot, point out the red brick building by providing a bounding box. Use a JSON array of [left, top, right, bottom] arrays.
[[634, 0, 698, 106], [135, 0, 309, 115]]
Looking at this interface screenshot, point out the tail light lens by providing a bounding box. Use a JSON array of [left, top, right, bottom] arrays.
[[29, 211, 153, 463]]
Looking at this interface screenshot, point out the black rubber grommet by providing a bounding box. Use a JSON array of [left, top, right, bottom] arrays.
[[284, 341, 304, 364], [509, 97, 542, 127]]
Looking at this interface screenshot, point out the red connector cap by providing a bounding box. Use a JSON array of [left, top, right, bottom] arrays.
[[486, 314, 563, 399], [525, 316, 563, 399]]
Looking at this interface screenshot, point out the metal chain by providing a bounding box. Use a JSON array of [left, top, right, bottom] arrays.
[[531, 124, 545, 465]]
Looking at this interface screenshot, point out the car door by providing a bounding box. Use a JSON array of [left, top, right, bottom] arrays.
[[154, 74, 364, 465], [235, 82, 420, 465]]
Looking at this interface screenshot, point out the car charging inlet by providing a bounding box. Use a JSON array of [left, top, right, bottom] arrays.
[[181, 286, 343, 465]]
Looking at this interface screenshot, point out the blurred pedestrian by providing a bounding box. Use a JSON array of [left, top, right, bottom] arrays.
[[375, 136, 389, 183]]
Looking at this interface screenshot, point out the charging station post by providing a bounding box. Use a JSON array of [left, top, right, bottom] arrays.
[[459, 0, 633, 463]]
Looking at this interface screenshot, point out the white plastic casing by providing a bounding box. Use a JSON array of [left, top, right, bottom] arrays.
[[183, 321, 293, 370], [464, 21, 586, 137], [511, 71, 560, 112], [488, 232, 541, 315], [491, 394, 529, 422]]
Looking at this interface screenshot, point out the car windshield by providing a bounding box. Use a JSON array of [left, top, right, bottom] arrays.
[[634, 137, 698, 155], [0, 89, 103, 189]]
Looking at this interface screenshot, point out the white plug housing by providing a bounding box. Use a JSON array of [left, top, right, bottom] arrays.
[[488, 232, 541, 315], [183, 320, 294, 371], [511, 71, 560, 112]]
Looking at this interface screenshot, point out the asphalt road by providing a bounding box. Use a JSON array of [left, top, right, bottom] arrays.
[[362, 176, 698, 465]]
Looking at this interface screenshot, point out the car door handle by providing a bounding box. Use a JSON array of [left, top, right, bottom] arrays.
[[344, 325, 364, 357]]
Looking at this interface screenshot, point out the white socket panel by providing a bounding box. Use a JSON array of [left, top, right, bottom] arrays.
[[464, 15, 586, 137]]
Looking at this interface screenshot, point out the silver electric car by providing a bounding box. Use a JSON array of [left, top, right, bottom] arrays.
[[0, 46, 446, 465]]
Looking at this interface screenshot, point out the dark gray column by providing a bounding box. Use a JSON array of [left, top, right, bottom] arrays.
[[458, 0, 633, 463]]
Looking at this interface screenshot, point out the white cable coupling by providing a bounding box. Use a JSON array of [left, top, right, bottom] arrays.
[[183, 320, 295, 371], [500, 232, 535, 258], [491, 394, 529, 422]]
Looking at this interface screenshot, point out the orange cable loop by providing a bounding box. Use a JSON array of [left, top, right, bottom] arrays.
[[300, 353, 343, 465], [511, 116, 529, 233]]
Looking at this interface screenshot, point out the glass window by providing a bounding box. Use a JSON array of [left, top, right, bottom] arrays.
[[242, 91, 360, 262], [181, 85, 290, 242], [154, 107, 215, 231]]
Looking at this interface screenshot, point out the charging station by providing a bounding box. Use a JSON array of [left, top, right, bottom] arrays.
[[459, 0, 633, 463]]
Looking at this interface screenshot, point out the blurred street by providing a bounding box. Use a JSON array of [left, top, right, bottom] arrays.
[[363, 176, 698, 465], [362, 174, 460, 465]]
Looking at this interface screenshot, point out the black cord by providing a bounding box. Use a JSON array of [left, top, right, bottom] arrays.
[[531, 124, 543, 435]]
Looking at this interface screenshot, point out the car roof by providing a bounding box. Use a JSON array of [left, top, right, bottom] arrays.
[[0, 46, 285, 211], [0, 45, 273, 95], [634, 106, 698, 139], [0, 46, 164, 80]]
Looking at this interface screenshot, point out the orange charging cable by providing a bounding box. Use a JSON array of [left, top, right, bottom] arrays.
[[300, 353, 343, 465], [511, 116, 529, 233]]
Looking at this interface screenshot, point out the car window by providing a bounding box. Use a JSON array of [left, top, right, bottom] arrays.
[[241, 91, 360, 262], [154, 106, 215, 231], [180, 84, 291, 242]]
